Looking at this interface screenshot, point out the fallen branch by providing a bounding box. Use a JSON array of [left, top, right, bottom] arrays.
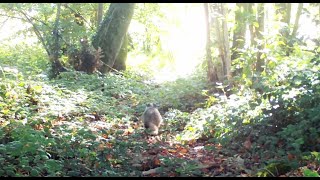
[[142, 167, 162, 176]]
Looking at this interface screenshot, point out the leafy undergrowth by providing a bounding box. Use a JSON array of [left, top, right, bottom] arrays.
[[0, 66, 216, 177], [1, 50, 320, 176]]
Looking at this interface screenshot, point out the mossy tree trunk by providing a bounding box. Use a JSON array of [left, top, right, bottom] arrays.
[[113, 34, 128, 71], [92, 3, 135, 73], [51, 3, 67, 78]]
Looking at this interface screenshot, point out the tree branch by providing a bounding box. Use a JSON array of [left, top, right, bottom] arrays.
[[63, 3, 94, 30], [19, 10, 51, 56]]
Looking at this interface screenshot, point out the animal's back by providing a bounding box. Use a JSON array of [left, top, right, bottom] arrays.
[[142, 104, 163, 135]]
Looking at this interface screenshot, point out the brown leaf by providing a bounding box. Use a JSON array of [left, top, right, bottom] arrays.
[[106, 154, 113, 160], [148, 149, 159, 155], [168, 172, 177, 177], [97, 144, 105, 151], [252, 155, 260, 163], [287, 153, 295, 161], [179, 148, 188, 154], [160, 149, 169, 155], [102, 134, 108, 139], [187, 139, 196, 145], [95, 162, 100, 168], [168, 149, 177, 153], [153, 158, 161, 166], [244, 139, 252, 150], [106, 142, 113, 148]]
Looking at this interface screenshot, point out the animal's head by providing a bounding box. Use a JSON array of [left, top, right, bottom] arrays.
[[146, 103, 158, 108]]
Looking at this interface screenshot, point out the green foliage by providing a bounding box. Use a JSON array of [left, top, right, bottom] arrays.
[[131, 3, 163, 56], [0, 44, 48, 76], [256, 163, 292, 177], [303, 169, 319, 177]]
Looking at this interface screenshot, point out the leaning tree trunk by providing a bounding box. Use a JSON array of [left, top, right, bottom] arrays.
[[92, 3, 135, 73]]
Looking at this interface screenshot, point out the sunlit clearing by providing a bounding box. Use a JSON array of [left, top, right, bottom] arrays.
[[128, 4, 206, 83]]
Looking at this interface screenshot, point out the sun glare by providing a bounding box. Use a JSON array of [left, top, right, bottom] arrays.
[[127, 4, 207, 83], [0, 17, 38, 45]]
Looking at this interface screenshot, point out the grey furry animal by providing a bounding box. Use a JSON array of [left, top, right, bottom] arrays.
[[141, 103, 163, 135]]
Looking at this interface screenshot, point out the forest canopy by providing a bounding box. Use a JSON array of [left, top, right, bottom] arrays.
[[0, 3, 320, 177]]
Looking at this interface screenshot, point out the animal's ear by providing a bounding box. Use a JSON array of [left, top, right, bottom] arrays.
[[146, 103, 153, 107]]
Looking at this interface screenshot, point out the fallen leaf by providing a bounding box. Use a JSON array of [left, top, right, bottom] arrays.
[[287, 153, 295, 161], [106, 142, 113, 148], [179, 148, 188, 154], [106, 154, 113, 160], [188, 139, 196, 145], [244, 139, 252, 150], [97, 144, 105, 151], [168, 172, 177, 177], [95, 162, 100, 168], [102, 134, 108, 139], [168, 149, 177, 153], [160, 149, 169, 155], [153, 158, 161, 166], [252, 155, 260, 163]]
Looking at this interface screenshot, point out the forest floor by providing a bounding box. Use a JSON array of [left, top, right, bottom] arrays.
[[0, 68, 318, 177]]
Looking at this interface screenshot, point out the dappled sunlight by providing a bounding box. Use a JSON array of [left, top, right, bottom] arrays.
[[39, 84, 89, 117]]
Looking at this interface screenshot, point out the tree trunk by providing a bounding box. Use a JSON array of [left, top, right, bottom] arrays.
[[255, 3, 265, 73], [97, 3, 103, 28], [92, 3, 135, 73], [247, 3, 255, 46], [276, 3, 291, 56], [221, 4, 232, 80], [231, 3, 247, 76], [291, 3, 303, 38], [211, 3, 231, 81], [51, 3, 67, 77], [204, 3, 218, 83], [231, 3, 247, 61], [285, 3, 291, 25], [113, 34, 128, 71]]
